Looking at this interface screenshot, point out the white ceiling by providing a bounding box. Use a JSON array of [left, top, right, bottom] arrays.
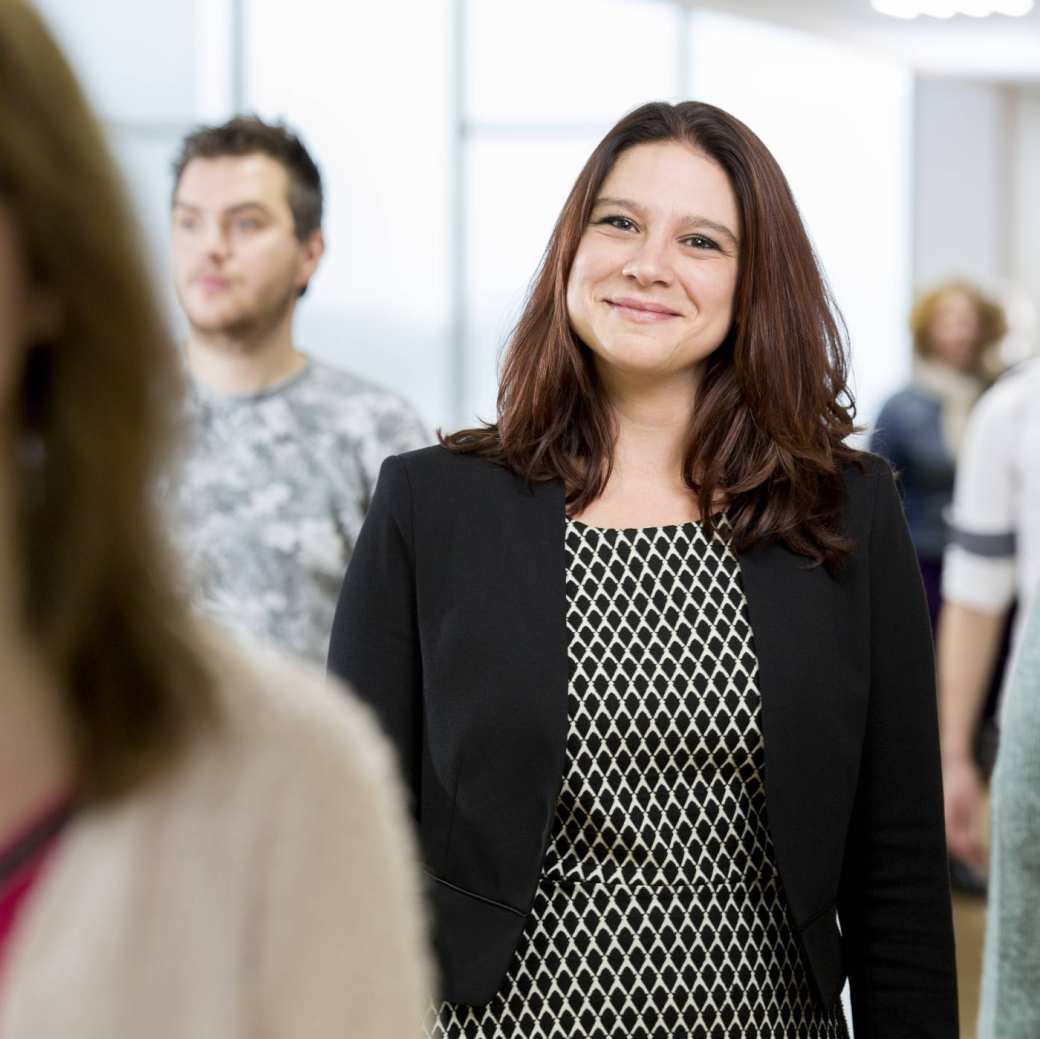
[[685, 0, 1040, 80]]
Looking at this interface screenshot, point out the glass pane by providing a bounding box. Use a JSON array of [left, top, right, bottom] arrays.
[[35, 0, 201, 123], [245, 0, 454, 430], [688, 12, 914, 425], [463, 135, 600, 426], [467, 0, 680, 125]]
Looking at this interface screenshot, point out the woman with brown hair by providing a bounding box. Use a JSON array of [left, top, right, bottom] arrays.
[[330, 100, 957, 1037], [0, 3, 429, 1034]]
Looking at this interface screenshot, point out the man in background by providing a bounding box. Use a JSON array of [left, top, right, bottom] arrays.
[[939, 356, 1040, 872], [167, 115, 428, 665]]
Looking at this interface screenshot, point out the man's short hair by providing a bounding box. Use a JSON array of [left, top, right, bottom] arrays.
[[171, 115, 323, 241]]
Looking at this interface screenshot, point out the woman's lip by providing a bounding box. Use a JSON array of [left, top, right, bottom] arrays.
[[605, 299, 680, 321]]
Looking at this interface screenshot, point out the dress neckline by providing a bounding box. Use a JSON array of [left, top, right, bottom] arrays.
[[566, 514, 725, 536]]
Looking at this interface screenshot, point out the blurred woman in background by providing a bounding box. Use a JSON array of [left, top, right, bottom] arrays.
[[0, 3, 429, 1034], [331, 100, 957, 1037], [871, 280, 1006, 630]]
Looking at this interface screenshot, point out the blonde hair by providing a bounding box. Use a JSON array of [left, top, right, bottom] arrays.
[[910, 279, 1007, 373], [0, 0, 216, 800]]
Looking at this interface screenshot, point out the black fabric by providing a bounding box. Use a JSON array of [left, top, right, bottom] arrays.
[[328, 446, 957, 1036], [425, 873, 529, 1001], [428, 518, 848, 1038]]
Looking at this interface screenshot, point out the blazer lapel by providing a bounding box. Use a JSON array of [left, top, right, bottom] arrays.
[[737, 538, 867, 928]]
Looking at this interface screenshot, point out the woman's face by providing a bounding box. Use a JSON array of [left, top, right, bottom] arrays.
[[566, 141, 740, 384], [928, 290, 981, 371]]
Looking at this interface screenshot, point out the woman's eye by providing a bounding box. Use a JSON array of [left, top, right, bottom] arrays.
[[596, 215, 636, 232], [684, 234, 719, 251], [235, 218, 260, 231]]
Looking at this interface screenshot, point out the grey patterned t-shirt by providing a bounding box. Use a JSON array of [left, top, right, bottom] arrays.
[[166, 358, 429, 665]]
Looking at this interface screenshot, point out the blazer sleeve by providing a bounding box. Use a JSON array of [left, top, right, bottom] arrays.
[[328, 454, 422, 806], [837, 462, 958, 1038]]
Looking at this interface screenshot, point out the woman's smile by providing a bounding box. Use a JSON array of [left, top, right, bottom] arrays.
[[604, 296, 682, 322]]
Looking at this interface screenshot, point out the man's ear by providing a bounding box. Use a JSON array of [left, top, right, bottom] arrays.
[[296, 229, 325, 295]]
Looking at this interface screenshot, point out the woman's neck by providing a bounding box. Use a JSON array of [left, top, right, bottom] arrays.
[[574, 364, 703, 528]]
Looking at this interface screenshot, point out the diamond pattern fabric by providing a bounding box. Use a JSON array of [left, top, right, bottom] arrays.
[[427, 518, 849, 1038]]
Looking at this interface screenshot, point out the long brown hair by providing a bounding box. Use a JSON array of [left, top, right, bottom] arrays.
[[443, 101, 861, 566], [0, 0, 216, 800]]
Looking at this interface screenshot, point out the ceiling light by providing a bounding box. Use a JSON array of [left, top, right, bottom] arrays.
[[871, 0, 1035, 15]]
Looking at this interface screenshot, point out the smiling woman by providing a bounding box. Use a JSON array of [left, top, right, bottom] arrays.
[[442, 101, 858, 559], [329, 100, 958, 1039]]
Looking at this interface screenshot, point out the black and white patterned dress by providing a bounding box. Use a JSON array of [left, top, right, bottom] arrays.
[[427, 518, 849, 1039]]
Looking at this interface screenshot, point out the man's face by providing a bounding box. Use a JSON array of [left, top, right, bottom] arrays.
[[171, 153, 323, 342]]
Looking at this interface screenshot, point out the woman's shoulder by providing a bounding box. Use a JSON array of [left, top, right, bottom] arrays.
[[840, 449, 892, 491], [836, 450, 899, 545], [200, 632, 399, 794], [387, 443, 539, 501]]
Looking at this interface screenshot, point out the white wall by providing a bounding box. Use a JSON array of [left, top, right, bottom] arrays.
[[913, 77, 1040, 363], [1009, 85, 1040, 355], [913, 79, 1009, 290]]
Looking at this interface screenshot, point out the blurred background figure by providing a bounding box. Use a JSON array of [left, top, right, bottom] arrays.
[[0, 3, 430, 1034], [871, 280, 1006, 631], [939, 356, 1040, 880], [978, 589, 1040, 1039], [872, 281, 1009, 900], [166, 116, 429, 667], [20, 0, 1040, 1036]]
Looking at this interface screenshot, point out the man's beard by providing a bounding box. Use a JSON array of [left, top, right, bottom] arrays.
[[186, 280, 298, 352]]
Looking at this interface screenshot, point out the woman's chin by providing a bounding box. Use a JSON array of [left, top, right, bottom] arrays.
[[590, 338, 705, 380]]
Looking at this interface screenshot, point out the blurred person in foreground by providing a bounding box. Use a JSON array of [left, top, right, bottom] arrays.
[[938, 355, 1040, 876], [977, 589, 1040, 1038], [870, 280, 1005, 630], [331, 100, 956, 1037], [167, 115, 429, 667], [0, 4, 429, 1035]]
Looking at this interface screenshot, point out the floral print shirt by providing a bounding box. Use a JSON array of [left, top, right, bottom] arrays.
[[167, 358, 429, 665]]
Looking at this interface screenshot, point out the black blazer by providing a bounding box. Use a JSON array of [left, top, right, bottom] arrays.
[[328, 446, 957, 1037]]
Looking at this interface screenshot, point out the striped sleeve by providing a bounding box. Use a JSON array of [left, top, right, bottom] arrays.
[[942, 383, 1018, 613]]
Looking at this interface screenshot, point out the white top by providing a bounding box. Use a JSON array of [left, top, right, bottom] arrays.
[[0, 635, 432, 1038], [943, 358, 1040, 663]]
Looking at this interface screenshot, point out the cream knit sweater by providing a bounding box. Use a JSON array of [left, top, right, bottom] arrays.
[[0, 637, 432, 1037]]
